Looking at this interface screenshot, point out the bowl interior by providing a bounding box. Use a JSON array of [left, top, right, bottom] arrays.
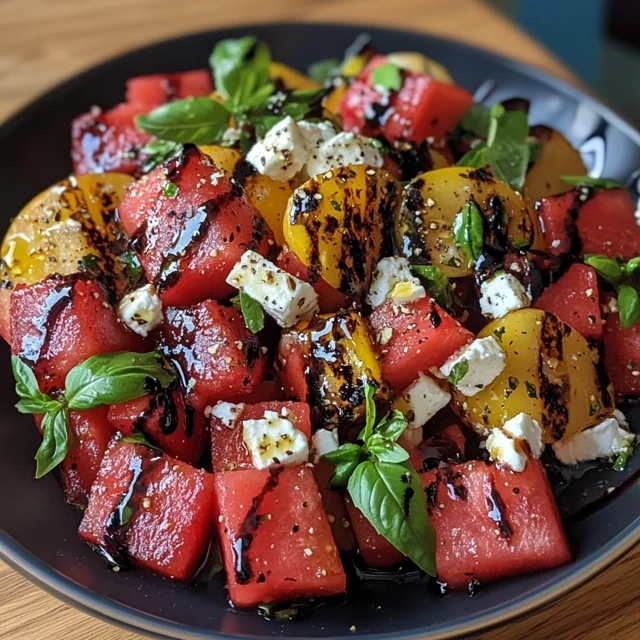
[[0, 22, 639, 640]]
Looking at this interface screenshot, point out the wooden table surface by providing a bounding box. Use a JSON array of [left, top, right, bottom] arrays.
[[0, 0, 638, 639]]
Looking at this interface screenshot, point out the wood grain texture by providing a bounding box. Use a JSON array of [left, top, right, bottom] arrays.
[[0, 0, 637, 639]]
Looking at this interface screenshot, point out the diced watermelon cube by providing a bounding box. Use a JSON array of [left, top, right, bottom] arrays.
[[603, 313, 640, 397], [161, 300, 266, 412], [118, 145, 272, 306], [368, 296, 474, 393], [213, 466, 346, 608], [79, 440, 216, 581], [535, 263, 602, 339], [421, 458, 571, 590], [210, 401, 311, 473], [107, 389, 208, 465], [11, 275, 146, 393], [125, 70, 212, 108]]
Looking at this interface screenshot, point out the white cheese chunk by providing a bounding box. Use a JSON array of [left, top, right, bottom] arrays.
[[552, 414, 635, 465], [243, 410, 309, 469], [297, 120, 337, 150], [486, 428, 528, 472], [209, 401, 246, 428], [117, 284, 163, 337], [311, 428, 340, 462], [439, 336, 506, 396], [502, 412, 544, 458], [305, 131, 384, 177], [400, 372, 451, 429], [366, 256, 425, 309], [246, 116, 308, 181], [479, 272, 531, 319], [226, 250, 319, 328]]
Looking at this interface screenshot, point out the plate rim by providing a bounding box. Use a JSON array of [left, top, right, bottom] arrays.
[[0, 20, 638, 640]]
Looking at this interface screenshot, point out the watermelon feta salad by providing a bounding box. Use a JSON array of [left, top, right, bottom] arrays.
[[1, 34, 638, 618]]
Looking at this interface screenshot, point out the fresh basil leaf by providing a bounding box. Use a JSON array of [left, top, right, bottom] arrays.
[[322, 443, 363, 464], [34, 405, 69, 479], [561, 175, 624, 190], [120, 432, 162, 452], [120, 248, 144, 289], [370, 62, 403, 92], [452, 199, 484, 263], [328, 458, 362, 489], [374, 410, 408, 442], [307, 58, 341, 84], [411, 265, 456, 312], [135, 98, 230, 145], [210, 36, 271, 105], [584, 254, 622, 285], [368, 439, 410, 464], [487, 109, 529, 191], [11, 356, 59, 414], [361, 380, 377, 442], [237, 291, 264, 334], [140, 140, 183, 173], [458, 104, 491, 137], [612, 449, 630, 471], [447, 358, 469, 385], [623, 257, 640, 277], [348, 460, 436, 575], [618, 284, 640, 329], [527, 138, 543, 163], [65, 351, 175, 411], [456, 142, 488, 168]]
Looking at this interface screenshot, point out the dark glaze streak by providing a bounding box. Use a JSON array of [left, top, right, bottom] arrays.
[[465, 168, 493, 183], [586, 337, 614, 411], [565, 187, 595, 257], [20, 281, 75, 366], [233, 467, 284, 584], [231, 159, 257, 189], [486, 487, 512, 540], [402, 486, 415, 520], [133, 387, 179, 436]]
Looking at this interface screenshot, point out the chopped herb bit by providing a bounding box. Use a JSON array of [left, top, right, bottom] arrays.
[[370, 62, 403, 92], [162, 181, 179, 198], [612, 450, 630, 472], [524, 381, 537, 398], [447, 358, 469, 385], [330, 200, 342, 212], [493, 326, 506, 342], [508, 376, 519, 390]]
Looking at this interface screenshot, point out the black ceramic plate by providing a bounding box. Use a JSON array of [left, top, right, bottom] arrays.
[[0, 22, 639, 640]]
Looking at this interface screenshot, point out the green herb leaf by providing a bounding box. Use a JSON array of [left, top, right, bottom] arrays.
[[120, 249, 144, 289], [327, 458, 362, 489], [447, 358, 469, 385], [307, 58, 341, 84], [374, 410, 408, 442], [367, 438, 410, 463], [612, 449, 630, 471], [487, 109, 529, 191], [348, 460, 436, 575], [79, 253, 103, 277], [370, 62, 403, 92], [162, 181, 179, 198], [452, 199, 484, 263], [584, 254, 622, 285], [322, 443, 363, 464], [618, 284, 640, 329], [135, 97, 230, 145], [622, 257, 640, 277], [210, 36, 271, 105], [258, 603, 310, 622], [34, 405, 69, 479], [65, 351, 175, 411], [362, 381, 377, 442], [120, 432, 162, 451], [235, 291, 264, 334], [525, 380, 538, 398], [11, 356, 60, 414], [527, 138, 544, 163], [411, 265, 457, 312], [561, 175, 624, 190], [456, 142, 489, 168], [493, 326, 506, 343], [458, 104, 491, 137], [121, 505, 134, 526], [140, 140, 183, 173]]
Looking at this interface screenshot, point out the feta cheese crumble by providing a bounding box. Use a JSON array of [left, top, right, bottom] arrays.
[[440, 336, 506, 396], [502, 413, 544, 458], [242, 410, 309, 469], [210, 401, 246, 428], [311, 428, 340, 462], [486, 413, 544, 472], [117, 284, 163, 337], [226, 250, 319, 328], [479, 272, 531, 319], [399, 372, 451, 429], [366, 256, 426, 309], [246, 117, 383, 181], [552, 413, 635, 465]]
